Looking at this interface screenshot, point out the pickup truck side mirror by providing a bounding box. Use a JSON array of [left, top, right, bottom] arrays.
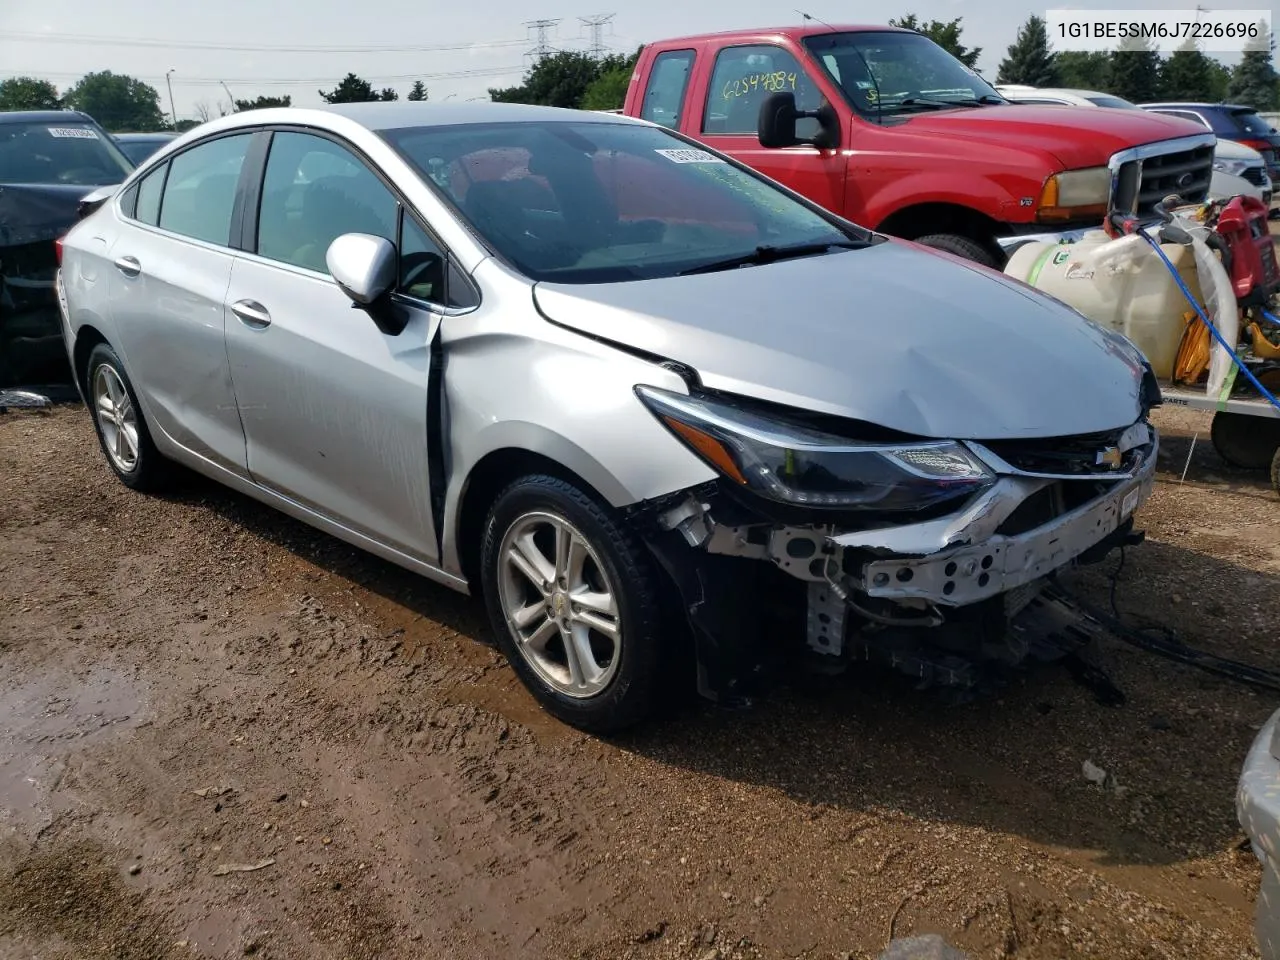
[[758, 92, 840, 150]]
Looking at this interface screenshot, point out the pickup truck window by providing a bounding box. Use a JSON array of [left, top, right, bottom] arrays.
[[803, 31, 1004, 118], [383, 120, 867, 284], [703, 45, 822, 137], [0, 121, 133, 186], [641, 50, 695, 129]]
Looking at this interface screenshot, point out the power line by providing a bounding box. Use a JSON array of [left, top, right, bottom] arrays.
[[0, 30, 529, 55], [0, 65, 526, 88], [523, 19, 560, 62], [577, 14, 615, 59]]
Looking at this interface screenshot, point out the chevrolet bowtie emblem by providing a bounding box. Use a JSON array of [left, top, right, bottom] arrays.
[[1096, 446, 1123, 469]]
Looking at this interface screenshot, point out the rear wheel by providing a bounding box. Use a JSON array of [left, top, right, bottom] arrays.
[[85, 343, 171, 491], [479, 474, 669, 734], [915, 233, 1001, 269]]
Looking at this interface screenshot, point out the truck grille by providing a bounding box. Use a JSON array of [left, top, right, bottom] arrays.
[[1111, 141, 1214, 217], [1241, 166, 1267, 187]]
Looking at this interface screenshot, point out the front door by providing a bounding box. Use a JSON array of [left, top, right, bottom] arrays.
[[222, 130, 447, 563], [693, 43, 847, 217]]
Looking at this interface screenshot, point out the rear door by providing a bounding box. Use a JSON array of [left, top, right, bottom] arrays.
[[105, 131, 256, 474], [692, 42, 846, 216], [222, 128, 465, 563]]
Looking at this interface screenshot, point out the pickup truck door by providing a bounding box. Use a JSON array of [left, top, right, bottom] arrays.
[[689, 42, 847, 217]]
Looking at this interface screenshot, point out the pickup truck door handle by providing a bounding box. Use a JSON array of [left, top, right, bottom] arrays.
[[230, 299, 272, 329], [113, 255, 141, 278]]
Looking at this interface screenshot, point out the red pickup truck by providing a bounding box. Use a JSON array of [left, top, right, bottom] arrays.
[[621, 25, 1218, 267]]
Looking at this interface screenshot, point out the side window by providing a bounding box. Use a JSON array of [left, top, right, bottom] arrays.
[[157, 135, 251, 245], [640, 50, 694, 129], [135, 162, 167, 226], [257, 131, 398, 275], [1157, 109, 1210, 129], [703, 45, 822, 138], [397, 215, 479, 310]]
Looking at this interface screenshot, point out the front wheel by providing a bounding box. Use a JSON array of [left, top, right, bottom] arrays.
[[915, 233, 1001, 269], [479, 474, 670, 734]]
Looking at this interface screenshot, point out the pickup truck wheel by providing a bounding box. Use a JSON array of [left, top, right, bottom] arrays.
[[479, 474, 669, 735], [915, 233, 1001, 269], [1210, 411, 1280, 470]]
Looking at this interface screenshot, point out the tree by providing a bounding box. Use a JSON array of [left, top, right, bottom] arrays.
[[997, 16, 1058, 86], [319, 73, 397, 103], [0, 76, 61, 111], [1227, 20, 1278, 110], [580, 48, 641, 111], [1159, 37, 1215, 101], [1054, 51, 1110, 90], [888, 15, 981, 68], [1107, 34, 1162, 104], [488, 51, 608, 108], [234, 94, 292, 111], [407, 81, 428, 101], [63, 71, 167, 131], [1205, 59, 1232, 102]]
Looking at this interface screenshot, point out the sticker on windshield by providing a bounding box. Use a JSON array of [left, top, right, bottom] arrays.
[[655, 148, 725, 164], [47, 127, 99, 139]]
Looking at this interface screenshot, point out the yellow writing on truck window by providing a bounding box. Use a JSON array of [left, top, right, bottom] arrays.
[[721, 71, 798, 100]]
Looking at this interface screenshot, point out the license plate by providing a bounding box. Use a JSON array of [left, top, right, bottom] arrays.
[[1120, 487, 1140, 519]]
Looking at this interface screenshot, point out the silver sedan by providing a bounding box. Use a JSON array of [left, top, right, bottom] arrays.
[[57, 102, 1161, 732]]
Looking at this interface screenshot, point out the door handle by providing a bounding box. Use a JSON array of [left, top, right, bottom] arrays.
[[113, 255, 141, 278], [231, 299, 272, 329]]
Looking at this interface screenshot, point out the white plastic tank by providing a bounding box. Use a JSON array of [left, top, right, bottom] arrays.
[[1004, 231, 1203, 380]]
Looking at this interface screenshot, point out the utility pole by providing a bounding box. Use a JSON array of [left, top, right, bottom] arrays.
[[578, 14, 615, 59], [219, 80, 236, 113], [165, 69, 177, 128], [523, 19, 560, 62]]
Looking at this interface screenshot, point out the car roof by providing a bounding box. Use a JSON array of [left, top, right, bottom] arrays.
[[310, 100, 638, 131], [1140, 102, 1256, 112], [0, 109, 95, 125], [648, 23, 911, 45]]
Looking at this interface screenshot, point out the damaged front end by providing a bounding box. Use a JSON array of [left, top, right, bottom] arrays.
[[629, 385, 1159, 704]]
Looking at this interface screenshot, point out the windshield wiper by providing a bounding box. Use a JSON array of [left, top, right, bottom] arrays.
[[898, 94, 1004, 110], [677, 240, 867, 277]]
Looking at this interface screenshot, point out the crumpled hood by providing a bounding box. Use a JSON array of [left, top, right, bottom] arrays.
[[896, 105, 1206, 170], [532, 240, 1147, 440]]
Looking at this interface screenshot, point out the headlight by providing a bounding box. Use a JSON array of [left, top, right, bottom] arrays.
[[1036, 166, 1110, 222], [1213, 158, 1252, 177], [636, 386, 994, 512]]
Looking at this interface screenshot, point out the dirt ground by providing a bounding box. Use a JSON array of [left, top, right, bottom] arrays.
[[0, 398, 1277, 960]]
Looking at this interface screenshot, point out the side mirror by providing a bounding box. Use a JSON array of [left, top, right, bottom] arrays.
[[757, 92, 841, 150], [326, 233, 396, 306]]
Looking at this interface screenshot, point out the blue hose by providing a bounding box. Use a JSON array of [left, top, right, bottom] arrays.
[[1139, 232, 1280, 413], [1263, 308, 1280, 328]]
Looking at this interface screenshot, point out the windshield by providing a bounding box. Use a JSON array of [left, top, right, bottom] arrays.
[[803, 31, 1004, 118], [1086, 95, 1139, 109], [381, 120, 867, 284], [1231, 109, 1276, 137], [115, 137, 171, 165], [0, 121, 134, 185]]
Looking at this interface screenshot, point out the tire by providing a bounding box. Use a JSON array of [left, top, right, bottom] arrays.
[[915, 233, 1002, 269], [1210, 411, 1280, 471], [85, 343, 172, 492], [479, 474, 670, 734], [1271, 446, 1280, 497]]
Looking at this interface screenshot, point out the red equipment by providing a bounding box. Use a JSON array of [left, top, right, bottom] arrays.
[[1214, 195, 1280, 307]]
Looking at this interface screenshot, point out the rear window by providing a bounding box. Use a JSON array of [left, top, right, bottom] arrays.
[[1085, 95, 1139, 109], [1231, 109, 1276, 137], [0, 121, 134, 185]]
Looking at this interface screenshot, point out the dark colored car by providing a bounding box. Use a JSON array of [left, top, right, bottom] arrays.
[[0, 110, 133, 389], [113, 131, 177, 165], [1141, 102, 1280, 186]]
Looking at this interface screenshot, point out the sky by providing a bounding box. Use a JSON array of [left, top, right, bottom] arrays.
[[0, 0, 1274, 121]]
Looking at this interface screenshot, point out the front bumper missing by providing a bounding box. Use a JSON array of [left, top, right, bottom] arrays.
[[843, 444, 1157, 607]]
